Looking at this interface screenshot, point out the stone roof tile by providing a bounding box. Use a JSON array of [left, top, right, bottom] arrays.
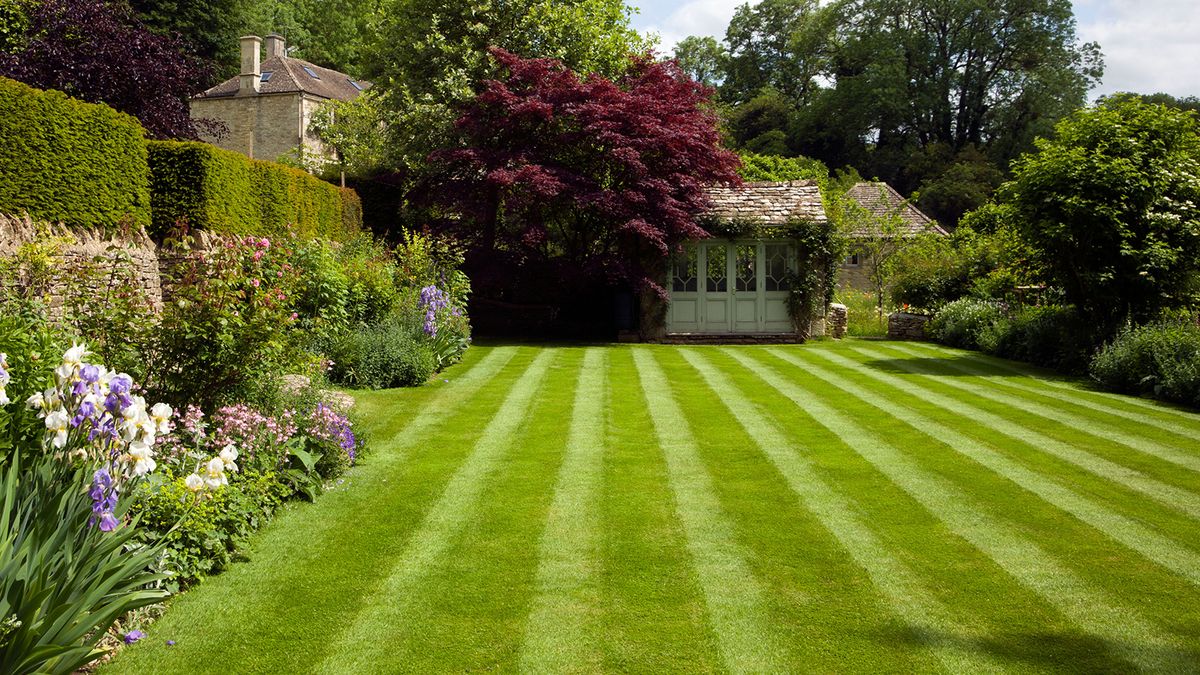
[[195, 56, 369, 102], [702, 180, 827, 225], [845, 182, 948, 237]]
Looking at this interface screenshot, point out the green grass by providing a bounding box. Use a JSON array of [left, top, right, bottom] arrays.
[[835, 289, 892, 337], [104, 341, 1200, 673]]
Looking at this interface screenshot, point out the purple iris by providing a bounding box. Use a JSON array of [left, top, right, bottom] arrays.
[[109, 374, 132, 396], [124, 630, 145, 644], [88, 469, 119, 531], [80, 364, 101, 383]]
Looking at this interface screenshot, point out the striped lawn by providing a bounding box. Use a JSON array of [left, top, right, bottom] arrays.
[[106, 341, 1200, 673]]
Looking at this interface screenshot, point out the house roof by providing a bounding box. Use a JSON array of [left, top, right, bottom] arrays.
[[702, 181, 827, 225], [194, 56, 370, 102], [845, 182, 948, 237]]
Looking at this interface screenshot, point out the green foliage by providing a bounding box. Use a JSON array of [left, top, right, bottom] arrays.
[[146, 235, 305, 409], [147, 140, 361, 240], [673, 35, 727, 87], [362, 0, 652, 170], [1091, 320, 1200, 406], [737, 152, 829, 182], [833, 288, 889, 337], [308, 93, 392, 179], [0, 77, 150, 230], [927, 297, 1005, 350], [889, 223, 1038, 311], [0, 311, 60, 463], [0, 453, 168, 674], [0, 0, 31, 53], [328, 313, 436, 389], [1004, 97, 1200, 332], [787, 216, 840, 335], [976, 305, 1091, 372], [133, 471, 286, 588]]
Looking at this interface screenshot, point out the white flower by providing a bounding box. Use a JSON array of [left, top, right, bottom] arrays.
[[203, 456, 227, 489], [127, 441, 157, 476], [218, 444, 239, 473], [150, 402, 172, 435], [184, 473, 204, 491], [26, 391, 43, 410], [45, 409, 69, 449], [0, 388, 9, 407], [69, 448, 88, 462], [56, 343, 88, 382]]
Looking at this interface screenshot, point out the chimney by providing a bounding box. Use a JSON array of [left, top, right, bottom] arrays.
[[265, 33, 286, 60], [239, 35, 262, 96]]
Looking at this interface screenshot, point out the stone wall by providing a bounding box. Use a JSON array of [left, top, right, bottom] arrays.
[[0, 213, 163, 312], [888, 311, 930, 340], [827, 303, 848, 339]]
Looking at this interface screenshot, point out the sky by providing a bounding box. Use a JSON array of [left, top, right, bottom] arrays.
[[630, 0, 1200, 98]]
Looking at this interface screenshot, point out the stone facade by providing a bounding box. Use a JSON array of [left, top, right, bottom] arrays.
[[827, 303, 848, 339], [0, 213, 163, 312], [888, 311, 931, 340], [191, 92, 330, 164]]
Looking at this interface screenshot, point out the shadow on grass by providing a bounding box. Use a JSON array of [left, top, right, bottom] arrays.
[[879, 623, 1200, 672], [860, 356, 1031, 378]]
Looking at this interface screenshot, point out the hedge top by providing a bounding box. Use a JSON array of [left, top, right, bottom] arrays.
[[0, 77, 151, 230], [0, 77, 361, 241]]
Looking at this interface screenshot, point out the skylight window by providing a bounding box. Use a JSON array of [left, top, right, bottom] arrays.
[[302, 66, 320, 80], [260, 71, 273, 82], [348, 78, 363, 91]]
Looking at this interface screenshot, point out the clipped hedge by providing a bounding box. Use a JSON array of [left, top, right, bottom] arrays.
[[148, 140, 361, 240], [0, 76, 150, 229]]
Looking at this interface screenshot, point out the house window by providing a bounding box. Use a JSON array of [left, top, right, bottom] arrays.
[[260, 71, 273, 82], [302, 65, 321, 79], [844, 252, 861, 267], [348, 78, 363, 91], [672, 247, 697, 292]]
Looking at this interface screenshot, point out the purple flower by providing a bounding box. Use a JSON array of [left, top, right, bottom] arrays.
[[124, 630, 145, 644], [109, 374, 132, 396], [89, 469, 119, 531], [167, 640, 175, 646], [80, 364, 101, 383], [97, 512, 119, 531]]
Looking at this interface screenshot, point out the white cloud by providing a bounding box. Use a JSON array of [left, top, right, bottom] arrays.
[[642, 0, 759, 54], [1079, 1, 1200, 97]]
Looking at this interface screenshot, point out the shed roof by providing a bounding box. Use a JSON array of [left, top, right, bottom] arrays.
[[702, 180, 827, 225], [845, 182, 948, 237], [194, 56, 370, 102]]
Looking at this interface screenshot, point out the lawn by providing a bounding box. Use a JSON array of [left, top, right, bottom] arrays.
[[105, 340, 1200, 673]]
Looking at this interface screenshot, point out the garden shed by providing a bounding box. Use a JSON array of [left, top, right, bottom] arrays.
[[654, 180, 831, 341]]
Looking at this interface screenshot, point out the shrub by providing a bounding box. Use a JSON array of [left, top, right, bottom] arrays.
[[0, 77, 150, 230], [834, 289, 889, 338], [147, 235, 304, 409], [328, 315, 436, 389], [976, 305, 1092, 372], [928, 298, 1004, 349], [1091, 321, 1200, 406], [147, 141, 361, 240]]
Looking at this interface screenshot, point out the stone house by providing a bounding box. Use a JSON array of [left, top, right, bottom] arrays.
[[659, 181, 829, 341], [190, 34, 369, 164], [839, 181, 948, 292]]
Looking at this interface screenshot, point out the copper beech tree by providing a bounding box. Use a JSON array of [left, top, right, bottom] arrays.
[[423, 48, 740, 302]]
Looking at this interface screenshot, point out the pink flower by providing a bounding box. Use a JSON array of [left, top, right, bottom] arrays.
[[290, 312, 298, 320], [253, 250, 264, 262], [252, 279, 261, 288]]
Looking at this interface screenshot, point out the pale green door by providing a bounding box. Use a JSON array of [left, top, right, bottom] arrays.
[[667, 240, 795, 334]]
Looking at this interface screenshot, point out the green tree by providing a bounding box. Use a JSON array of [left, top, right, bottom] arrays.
[[673, 35, 726, 87], [362, 0, 651, 170], [1004, 98, 1200, 330], [308, 91, 390, 181], [722, 0, 824, 104]]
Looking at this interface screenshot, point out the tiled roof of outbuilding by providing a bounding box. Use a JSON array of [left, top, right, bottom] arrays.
[[702, 180, 827, 225], [194, 56, 369, 101], [845, 182, 948, 237]]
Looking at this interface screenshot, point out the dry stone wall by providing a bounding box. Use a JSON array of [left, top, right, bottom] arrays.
[[827, 303, 848, 338], [888, 311, 931, 340], [0, 213, 163, 312]]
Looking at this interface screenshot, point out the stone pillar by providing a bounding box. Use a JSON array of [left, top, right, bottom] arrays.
[[265, 33, 286, 60], [827, 303, 848, 339]]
